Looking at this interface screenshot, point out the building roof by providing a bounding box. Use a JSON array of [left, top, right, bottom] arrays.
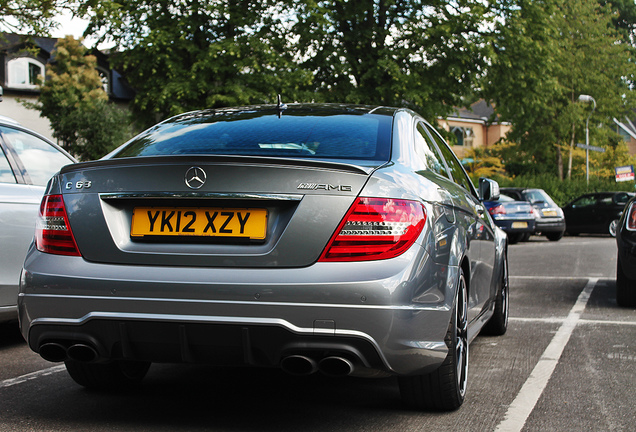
[[446, 99, 506, 124], [614, 113, 636, 140], [1, 33, 134, 101], [0, 33, 58, 56]]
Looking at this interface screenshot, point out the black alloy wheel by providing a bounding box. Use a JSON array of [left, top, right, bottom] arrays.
[[398, 268, 469, 411]]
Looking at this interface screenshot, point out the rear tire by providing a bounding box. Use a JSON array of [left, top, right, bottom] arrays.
[[616, 258, 636, 307], [65, 360, 151, 390], [482, 250, 509, 336], [399, 269, 468, 411], [546, 231, 563, 241]]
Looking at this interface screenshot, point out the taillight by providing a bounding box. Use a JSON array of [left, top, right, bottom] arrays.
[[35, 194, 81, 256], [627, 203, 636, 231], [319, 197, 426, 262], [488, 204, 506, 216]]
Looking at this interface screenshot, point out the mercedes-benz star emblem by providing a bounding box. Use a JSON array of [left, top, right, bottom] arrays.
[[185, 166, 206, 189]]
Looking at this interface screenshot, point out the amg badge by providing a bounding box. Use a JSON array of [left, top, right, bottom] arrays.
[[297, 183, 352, 192]]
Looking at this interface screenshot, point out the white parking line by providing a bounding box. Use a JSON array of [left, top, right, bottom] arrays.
[[0, 365, 65, 389], [510, 317, 636, 326], [495, 278, 597, 432], [511, 275, 606, 280]]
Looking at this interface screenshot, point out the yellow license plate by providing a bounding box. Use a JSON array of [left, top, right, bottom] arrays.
[[512, 222, 528, 229], [542, 210, 558, 217], [131, 207, 268, 239]]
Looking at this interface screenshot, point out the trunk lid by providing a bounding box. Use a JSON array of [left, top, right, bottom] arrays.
[[59, 155, 379, 268]]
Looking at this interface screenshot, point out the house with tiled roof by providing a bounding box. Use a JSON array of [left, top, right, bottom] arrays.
[[614, 114, 636, 156], [437, 99, 511, 159], [0, 33, 133, 141]]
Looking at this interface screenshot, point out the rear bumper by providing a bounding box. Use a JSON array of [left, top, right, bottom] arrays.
[[19, 246, 455, 376], [535, 218, 566, 233], [493, 218, 535, 234], [0, 305, 18, 324]]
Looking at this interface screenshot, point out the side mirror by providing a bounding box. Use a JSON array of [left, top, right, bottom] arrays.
[[479, 178, 500, 201]]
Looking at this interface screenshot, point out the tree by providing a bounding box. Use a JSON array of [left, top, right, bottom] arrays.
[[483, 0, 636, 180], [0, 0, 69, 36], [290, 0, 494, 121], [601, 0, 636, 44], [79, 0, 496, 127], [28, 36, 131, 160], [80, 0, 312, 128]]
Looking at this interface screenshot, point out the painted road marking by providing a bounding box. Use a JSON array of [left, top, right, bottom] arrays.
[[494, 278, 597, 432], [0, 365, 65, 389]]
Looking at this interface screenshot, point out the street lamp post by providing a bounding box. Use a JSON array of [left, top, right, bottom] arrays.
[[578, 94, 596, 185]]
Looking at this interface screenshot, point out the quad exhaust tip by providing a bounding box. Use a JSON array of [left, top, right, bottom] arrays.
[[318, 356, 354, 377], [38, 342, 100, 363], [280, 355, 318, 376], [281, 355, 355, 377], [38, 342, 67, 363], [66, 344, 99, 363]]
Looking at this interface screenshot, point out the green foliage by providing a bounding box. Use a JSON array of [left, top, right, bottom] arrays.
[[462, 145, 509, 179], [0, 0, 67, 35], [82, 0, 314, 128], [600, 0, 636, 43], [291, 0, 494, 121], [489, 174, 636, 207], [79, 0, 495, 126], [482, 0, 636, 180], [26, 36, 131, 161]]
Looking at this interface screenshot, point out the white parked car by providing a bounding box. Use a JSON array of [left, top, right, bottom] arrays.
[[0, 117, 75, 323]]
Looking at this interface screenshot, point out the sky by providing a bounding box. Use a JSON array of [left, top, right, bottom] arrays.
[[50, 12, 112, 49]]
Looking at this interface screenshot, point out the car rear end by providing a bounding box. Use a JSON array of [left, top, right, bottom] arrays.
[[19, 105, 456, 378], [485, 196, 535, 243], [616, 197, 636, 306]]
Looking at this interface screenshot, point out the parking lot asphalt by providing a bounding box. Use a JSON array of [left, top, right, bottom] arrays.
[[0, 235, 634, 431]]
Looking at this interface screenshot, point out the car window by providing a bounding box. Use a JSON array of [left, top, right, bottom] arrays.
[[114, 112, 393, 162], [0, 146, 17, 183], [414, 122, 448, 177], [524, 189, 554, 205], [615, 193, 630, 205], [572, 196, 596, 207], [598, 196, 613, 206], [424, 124, 476, 195], [0, 126, 73, 186]]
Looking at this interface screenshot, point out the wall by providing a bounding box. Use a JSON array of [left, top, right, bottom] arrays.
[[0, 94, 55, 141]]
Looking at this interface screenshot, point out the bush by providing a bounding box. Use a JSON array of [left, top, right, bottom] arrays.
[[474, 173, 636, 206]]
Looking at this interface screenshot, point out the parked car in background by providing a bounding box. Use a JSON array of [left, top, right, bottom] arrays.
[[0, 117, 76, 324], [500, 188, 566, 241], [616, 195, 636, 307], [484, 193, 536, 244], [18, 103, 509, 411], [562, 192, 635, 237]]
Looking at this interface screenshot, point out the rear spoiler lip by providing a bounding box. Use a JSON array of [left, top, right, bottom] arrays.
[[60, 154, 387, 176]]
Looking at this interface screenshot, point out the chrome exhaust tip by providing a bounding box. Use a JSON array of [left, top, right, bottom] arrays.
[[319, 356, 354, 376], [38, 342, 67, 363], [280, 355, 318, 376], [66, 343, 99, 363]]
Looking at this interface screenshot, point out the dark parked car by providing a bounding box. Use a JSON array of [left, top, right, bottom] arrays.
[[0, 116, 75, 324], [500, 188, 566, 241], [563, 192, 635, 237], [484, 193, 536, 244], [19, 103, 509, 411], [616, 195, 636, 307]]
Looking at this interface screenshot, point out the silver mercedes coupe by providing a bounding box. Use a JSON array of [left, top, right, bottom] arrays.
[[19, 103, 508, 411]]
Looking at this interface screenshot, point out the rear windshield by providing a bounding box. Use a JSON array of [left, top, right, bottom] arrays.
[[113, 110, 393, 161]]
